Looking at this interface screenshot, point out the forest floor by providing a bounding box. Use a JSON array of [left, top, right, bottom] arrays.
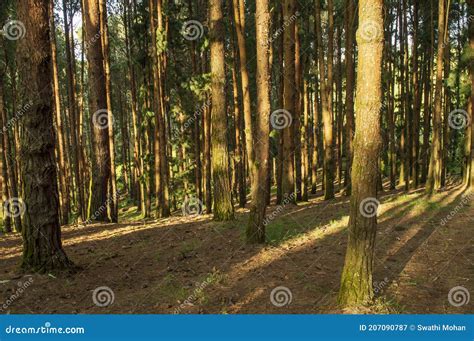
[[0, 183, 473, 314]]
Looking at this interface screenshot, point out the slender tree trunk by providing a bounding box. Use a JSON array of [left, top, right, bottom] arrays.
[[124, 2, 144, 210], [231, 45, 246, 208], [210, 0, 234, 220], [469, 0, 474, 190], [0, 83, 21, 232], [315, 0, 335, 200], [339, 0, 383, 305], [99, 0, 118, 222], [18, 0, 73, 271], [49, 0, 69, 225], [410, 0, 420, 189], [232, 0, 255, 193], [0, 81, 11, 233], [421, 3, 434, 185], [281, 0, 296, 203], [426, 0, 447, 194], [63, 0, 85, 221], [247, 0, 270, 243], [294, 19, 302, 201], [84, 0, 112, 221]]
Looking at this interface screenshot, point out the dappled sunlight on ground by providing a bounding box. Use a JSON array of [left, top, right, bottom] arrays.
[[0, 185, 472, 314]]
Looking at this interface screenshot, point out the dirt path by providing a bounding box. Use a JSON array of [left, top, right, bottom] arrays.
[[0, 186, 472, 314]]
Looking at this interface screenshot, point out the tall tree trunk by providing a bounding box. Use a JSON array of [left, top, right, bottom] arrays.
[[50, 0, 70, 225], [232, 0, 255, 197], [339, 0, 383, 305], [18, 0, 73, 271], [0, 81, 11, 233], [156, 0, 170, 217], [150, 0, 170, 218], [99, 0, 118, 222], [124, 1, 144, 210], [315, 0, 335, 200], [426, 0, 447, 194], [63, 0, 85, 221], [84, 0, 112, 221], [421, 2, 435, 185], [281, 0, 296, 203], [209, 0, 234, 221], [410, 0, 421, 189], [247, 0, 270, 243], [231, 44, 246, 208], [294, 19, 302, 201], [344, 0, 356, 194], [469, 0, 474, 190], [0, 83, 21, 232]]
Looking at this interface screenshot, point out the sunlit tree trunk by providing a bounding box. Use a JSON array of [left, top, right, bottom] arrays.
[[247, 0, 270, 243], [50, 0, 69, 225], [63, 0, 85, 221], [315, 0, 335, 200], [426, 0, 447, 194], [210, 0, 234, 220], [339, 0, 383, 305]]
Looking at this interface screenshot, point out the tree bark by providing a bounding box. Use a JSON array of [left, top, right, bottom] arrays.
[[247, 0, 270, 243], [210, 0, 234, 221], [426, 0, 446, 194], [50, 0, 70, 225], [281, 0, 296, 203], [83, 0, 112, 221], [315, 0, 335, 200], [339, 0, 383, 305], [18, 0, 73, 271], [99, 0, 118, 222]]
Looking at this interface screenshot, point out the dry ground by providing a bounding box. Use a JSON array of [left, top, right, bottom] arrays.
[[0, 184, 473, 314]]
